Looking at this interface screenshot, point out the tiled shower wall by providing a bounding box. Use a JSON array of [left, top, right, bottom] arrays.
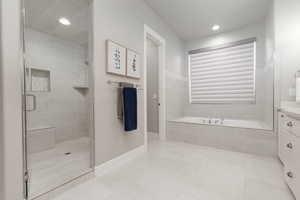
[[25, 28, 90, 143]]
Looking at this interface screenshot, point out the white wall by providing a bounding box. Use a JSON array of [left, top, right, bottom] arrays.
[[0, 0, 4, 196], [0, 0, 24, 199], [25, 28, 90, 143], [146, 38, 159, 133], [93, 0, 186, 165], [265, 3, 276, 129], [274, 0, 300, 103], [184, 22, 274, 128]]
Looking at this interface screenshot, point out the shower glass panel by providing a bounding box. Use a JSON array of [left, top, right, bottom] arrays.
[[22, 0, 94, 199]]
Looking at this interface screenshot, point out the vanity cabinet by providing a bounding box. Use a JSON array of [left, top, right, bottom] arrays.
[[278, 112, 300, 199]]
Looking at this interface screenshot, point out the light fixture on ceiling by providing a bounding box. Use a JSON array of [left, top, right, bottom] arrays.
[[212, 24, 220, 31], [59, 17, 71, 26]]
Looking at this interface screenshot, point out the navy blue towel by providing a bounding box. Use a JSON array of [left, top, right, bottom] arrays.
[[123, 87, 137, 131]]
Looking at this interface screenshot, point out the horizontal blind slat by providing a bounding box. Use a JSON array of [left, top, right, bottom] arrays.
[[191, 84, 253, 91], [191, 61, 253, 72], [190, 49, 253, 63], [191, 66, 253, 76], [191, 93, 254, 99], [191, 89, 254, 95], [190, 54, 253, 66], [190, 43, 254, 58], [191, 99, 255, 103], [190, 48, 253, 61], [191, 75, 253, 84], [191, 80, 254, 88], [191, 71, 254, 80]]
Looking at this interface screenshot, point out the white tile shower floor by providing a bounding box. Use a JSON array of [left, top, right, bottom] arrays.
[[52, 139, 294, 200], [28, 137, 92, 199]]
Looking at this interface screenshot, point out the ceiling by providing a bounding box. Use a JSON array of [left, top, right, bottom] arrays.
[[25, 0, 91, 45], [144, 0, 272, 41], [25, 0, 272, 43]]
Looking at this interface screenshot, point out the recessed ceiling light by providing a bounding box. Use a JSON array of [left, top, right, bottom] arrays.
[[59, 17, 71, 26], [212, 24, 220, 31]]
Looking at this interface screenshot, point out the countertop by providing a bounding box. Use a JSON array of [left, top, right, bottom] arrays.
[[279, 101, 300, 119]]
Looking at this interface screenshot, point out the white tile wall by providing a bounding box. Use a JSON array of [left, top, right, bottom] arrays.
[[25, 28, 90, 143]]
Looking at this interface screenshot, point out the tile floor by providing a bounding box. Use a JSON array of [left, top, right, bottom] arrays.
[[52, 139, 295, 200], [29, 137, 92, 199]]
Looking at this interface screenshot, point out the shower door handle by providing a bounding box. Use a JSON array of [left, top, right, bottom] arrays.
[[26, 94, 37, 112]]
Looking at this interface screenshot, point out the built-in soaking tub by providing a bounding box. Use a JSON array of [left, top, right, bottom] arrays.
[[170, 117, 272, 130], [167, 117, 277, 156]]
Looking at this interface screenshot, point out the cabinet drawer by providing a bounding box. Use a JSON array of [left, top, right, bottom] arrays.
[[279, 130, 300, 169], [279, 130, 293, 165], [284, 166, 299, 199], [279, 112, 300, 138]]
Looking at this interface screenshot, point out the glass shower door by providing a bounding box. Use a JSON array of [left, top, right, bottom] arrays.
[[22, 0, 94, 199]]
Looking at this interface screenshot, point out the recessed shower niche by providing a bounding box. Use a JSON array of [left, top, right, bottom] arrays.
[[26, 67, 51, 92]]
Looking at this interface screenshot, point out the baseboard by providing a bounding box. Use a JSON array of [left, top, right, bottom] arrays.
[[148, 132, 159, 135], [95, 145, 147, 176]]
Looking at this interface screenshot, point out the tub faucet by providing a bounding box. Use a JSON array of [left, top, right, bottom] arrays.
[[221, 117, 224, 124]]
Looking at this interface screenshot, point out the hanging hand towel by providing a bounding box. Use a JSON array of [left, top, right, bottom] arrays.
[[117, 83, 134, 120], [123, 87, 137, 131]]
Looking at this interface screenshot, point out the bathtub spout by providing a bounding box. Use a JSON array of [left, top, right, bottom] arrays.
[[221, 117, 224, 124]]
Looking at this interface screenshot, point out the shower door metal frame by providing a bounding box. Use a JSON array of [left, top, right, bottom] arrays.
[[20, 0, 95, 199]]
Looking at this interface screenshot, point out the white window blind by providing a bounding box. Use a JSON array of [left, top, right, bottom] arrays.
[[188, 38, 256, 104]]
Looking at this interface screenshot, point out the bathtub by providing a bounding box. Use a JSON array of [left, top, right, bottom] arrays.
[[170, 117, 272, 130], [167, 117, 277, 156]]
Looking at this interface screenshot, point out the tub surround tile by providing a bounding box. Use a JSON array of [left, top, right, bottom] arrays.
[[167, 121, 277, 157]]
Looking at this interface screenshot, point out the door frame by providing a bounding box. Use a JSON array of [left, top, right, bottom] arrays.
[[20, 0, 95, 199], [144, 25, 166, 146]]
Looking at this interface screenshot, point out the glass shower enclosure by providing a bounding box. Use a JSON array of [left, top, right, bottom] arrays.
[[21, 0, 94, 199]]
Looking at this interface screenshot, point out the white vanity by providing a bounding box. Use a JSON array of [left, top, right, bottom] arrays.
[[278, 106, 300, 199]]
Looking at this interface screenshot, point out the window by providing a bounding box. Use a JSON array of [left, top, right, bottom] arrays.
[[188, 38, 256, 104]]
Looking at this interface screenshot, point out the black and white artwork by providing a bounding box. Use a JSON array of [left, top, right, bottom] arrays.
[[126, 49, 140, 79], [107, 40, 126, 76]]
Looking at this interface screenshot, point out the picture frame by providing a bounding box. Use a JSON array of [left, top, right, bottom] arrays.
[[126, 49, 141, 79], [106, 40, 126, 76]]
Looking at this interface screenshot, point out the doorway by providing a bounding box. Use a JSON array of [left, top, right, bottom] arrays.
[[21, 0, 95, 199], [146, 38, 159, 140], [144, 25, 166, 145]]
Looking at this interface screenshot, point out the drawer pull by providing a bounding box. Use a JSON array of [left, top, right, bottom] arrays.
[[287, 172, 294, 178], [287, 121, 293, 127], [281, 114, 285, 118], [286, 143, 293, 149]]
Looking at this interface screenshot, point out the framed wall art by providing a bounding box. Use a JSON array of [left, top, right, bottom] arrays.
[[126, 49, 141, 79], [106, 40, 126, 76]]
